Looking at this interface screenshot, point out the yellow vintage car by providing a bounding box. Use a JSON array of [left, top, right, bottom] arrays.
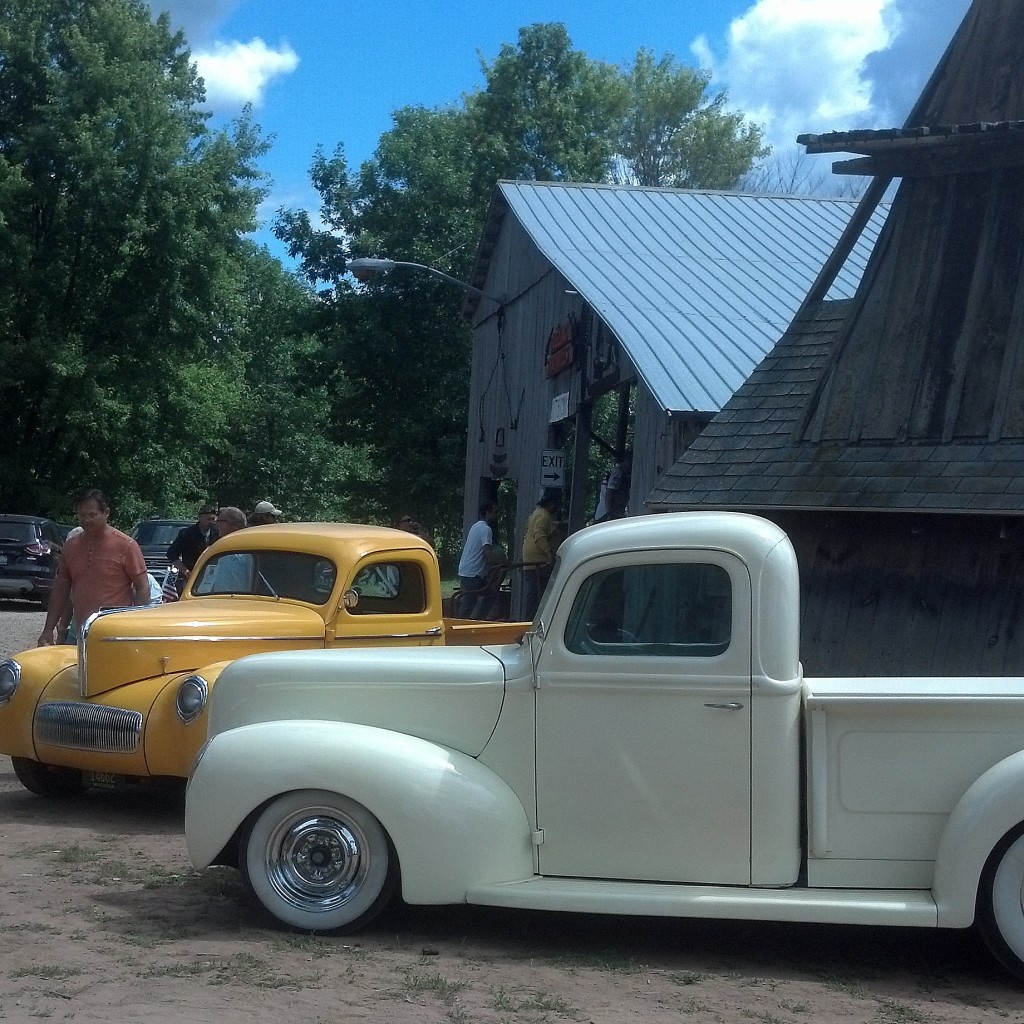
[[0, 523, 527, 797]]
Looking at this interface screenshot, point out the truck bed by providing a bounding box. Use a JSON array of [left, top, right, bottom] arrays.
[[443, 618, 530, 646]]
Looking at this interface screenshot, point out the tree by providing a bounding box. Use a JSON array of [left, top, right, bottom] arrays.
[[0, 0, 267, 520], [467, 24, 628, 188], [615, 49, 767, 189], [204, 244, 373, 522]]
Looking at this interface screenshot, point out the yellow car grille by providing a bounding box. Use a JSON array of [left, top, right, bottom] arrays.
[[34, 702, 143, 753]]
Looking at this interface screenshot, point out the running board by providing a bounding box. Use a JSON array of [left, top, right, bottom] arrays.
[[466, 877, 938, 927]]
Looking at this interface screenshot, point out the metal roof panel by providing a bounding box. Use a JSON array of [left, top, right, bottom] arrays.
[[493, 181, 889, 413]]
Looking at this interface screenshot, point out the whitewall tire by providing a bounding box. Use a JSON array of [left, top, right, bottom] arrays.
[[240, 789, 397, 933]]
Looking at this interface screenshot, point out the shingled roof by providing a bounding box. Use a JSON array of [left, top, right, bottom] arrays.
[[650, 0, 1024, 516]]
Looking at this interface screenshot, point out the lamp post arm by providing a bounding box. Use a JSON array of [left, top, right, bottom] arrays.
[[348, 257, 503, 303]]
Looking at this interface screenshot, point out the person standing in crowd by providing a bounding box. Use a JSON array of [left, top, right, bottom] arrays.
[[521, 490, 561, 619], [456, 501, 504, 619], [38, 488, 149, 646], [167, 505, 218, 587], [205, 506, 251, 592], [594, 450, 632, 523], [397, 514, 433, 546], [248, 500, 282, 526]]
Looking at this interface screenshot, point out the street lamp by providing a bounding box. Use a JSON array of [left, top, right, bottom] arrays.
[[348, 257, 503, 303]]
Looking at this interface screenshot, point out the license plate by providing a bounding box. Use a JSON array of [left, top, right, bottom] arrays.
[[86, 771, 122, 789]]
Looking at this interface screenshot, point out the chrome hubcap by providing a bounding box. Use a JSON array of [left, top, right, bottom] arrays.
[[266, 811, 368, 911]]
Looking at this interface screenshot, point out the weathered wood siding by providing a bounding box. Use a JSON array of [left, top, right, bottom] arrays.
[[768, 510, 1024, 676]]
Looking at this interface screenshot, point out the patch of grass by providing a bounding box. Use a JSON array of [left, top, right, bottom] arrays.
[[875, 1000, 930, 1023], [814, 971, 867, 999], [272, 934, 337, 959], [670, 970, 709, 986], [542, 948, 645, 974], [189, 866, 247, 898], [137, 961, 206, 979], [489, 985, 579, 1017], [136, 953, 315, 990], [139, 864, 197, 889], [779, 999, 811, 1013], [117, 927, 161, 948], [679, 996, 712, 1014], [10, 965, 84, 981], [0, 921, 61, 935], [53, 843, 103, 864], [491, 988, 517, 1011], [208, 951, 317, 990], [399, 969, 468, 1003]]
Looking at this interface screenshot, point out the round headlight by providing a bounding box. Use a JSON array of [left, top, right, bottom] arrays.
[[0, 660, 20, 705], [175, 674, 208, 724]]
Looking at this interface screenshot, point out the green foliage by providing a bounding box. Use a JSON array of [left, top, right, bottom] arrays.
[[204, 244, 371, 522], [617, 48, 768, 188], [0, 0, 270, 520], [467, 23, 628, 187]]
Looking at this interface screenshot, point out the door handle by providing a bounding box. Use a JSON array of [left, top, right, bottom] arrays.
[[704, 702, 744, 710]]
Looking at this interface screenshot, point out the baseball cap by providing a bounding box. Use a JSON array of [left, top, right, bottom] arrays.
[[253, 500, 282, 516]]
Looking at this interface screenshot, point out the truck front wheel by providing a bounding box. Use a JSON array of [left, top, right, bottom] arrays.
[[11, 757, 86, 798], [978, 823, 1024, 981], [240, 789, 397, 933]]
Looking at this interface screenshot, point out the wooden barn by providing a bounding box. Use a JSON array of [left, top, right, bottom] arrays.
[[649, 0, 1024, 676], [461, 181, 887, 613]]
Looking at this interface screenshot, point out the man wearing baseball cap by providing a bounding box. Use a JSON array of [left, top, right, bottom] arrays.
[[249, 500, 283, 526]]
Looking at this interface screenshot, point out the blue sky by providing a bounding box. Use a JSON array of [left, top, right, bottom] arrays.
[[155, 0, 972, 254]]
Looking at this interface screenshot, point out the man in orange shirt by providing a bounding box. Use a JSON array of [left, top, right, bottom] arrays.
[[37, 488, 150, 646]]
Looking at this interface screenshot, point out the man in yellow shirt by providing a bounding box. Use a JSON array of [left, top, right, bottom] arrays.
[[521, 490, 560, 619]]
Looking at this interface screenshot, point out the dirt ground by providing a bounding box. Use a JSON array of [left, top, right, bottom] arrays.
[[2, 600, 1024, 1023]]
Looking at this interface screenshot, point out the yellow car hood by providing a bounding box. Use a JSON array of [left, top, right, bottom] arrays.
[[81, 599, 326, 697]]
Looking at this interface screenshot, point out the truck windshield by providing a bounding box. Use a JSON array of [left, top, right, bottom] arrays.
[[190, 551, 337, 605]]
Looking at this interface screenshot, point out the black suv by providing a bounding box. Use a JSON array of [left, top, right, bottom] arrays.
[[130, 518, 193, 573], [0, 515, 64, 607]]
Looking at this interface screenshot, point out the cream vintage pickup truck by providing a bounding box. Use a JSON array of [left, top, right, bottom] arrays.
[[184, 512, 1024, 981]]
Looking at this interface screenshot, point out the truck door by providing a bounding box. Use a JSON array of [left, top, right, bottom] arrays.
[[534, 551, 752, 885]]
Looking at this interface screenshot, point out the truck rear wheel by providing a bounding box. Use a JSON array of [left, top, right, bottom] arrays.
[[12, 757, 86, 798], [978, 823, 1024, 981], [240, 789, 397, 933]]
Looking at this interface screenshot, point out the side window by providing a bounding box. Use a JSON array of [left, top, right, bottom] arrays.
[[347, 562, 427, 615], [564, 562, 732, 657]]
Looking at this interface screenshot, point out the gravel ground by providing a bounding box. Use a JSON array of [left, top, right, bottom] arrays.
[[0, 597, 46, 659]]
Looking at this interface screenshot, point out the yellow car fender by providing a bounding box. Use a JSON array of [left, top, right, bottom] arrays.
[[0, 647, 78, 759]]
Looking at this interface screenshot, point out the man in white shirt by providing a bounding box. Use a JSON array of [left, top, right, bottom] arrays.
[[456, 501, 503, 618]]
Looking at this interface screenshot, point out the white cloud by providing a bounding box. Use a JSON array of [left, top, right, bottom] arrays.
[[696, 0, 897, 151], [193, 38, 300, 108]]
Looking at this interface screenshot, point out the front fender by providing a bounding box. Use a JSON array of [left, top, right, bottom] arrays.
[[143, 661, 234, 778], [185, 720, 534, 904], [0, 647, 77, 759], [933, 749, 1024, 927]]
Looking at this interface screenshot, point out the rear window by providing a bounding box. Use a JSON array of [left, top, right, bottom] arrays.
[[347, 562, 428, 615], [133, 521, 189, 546], [0, 523, 36, 544]]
